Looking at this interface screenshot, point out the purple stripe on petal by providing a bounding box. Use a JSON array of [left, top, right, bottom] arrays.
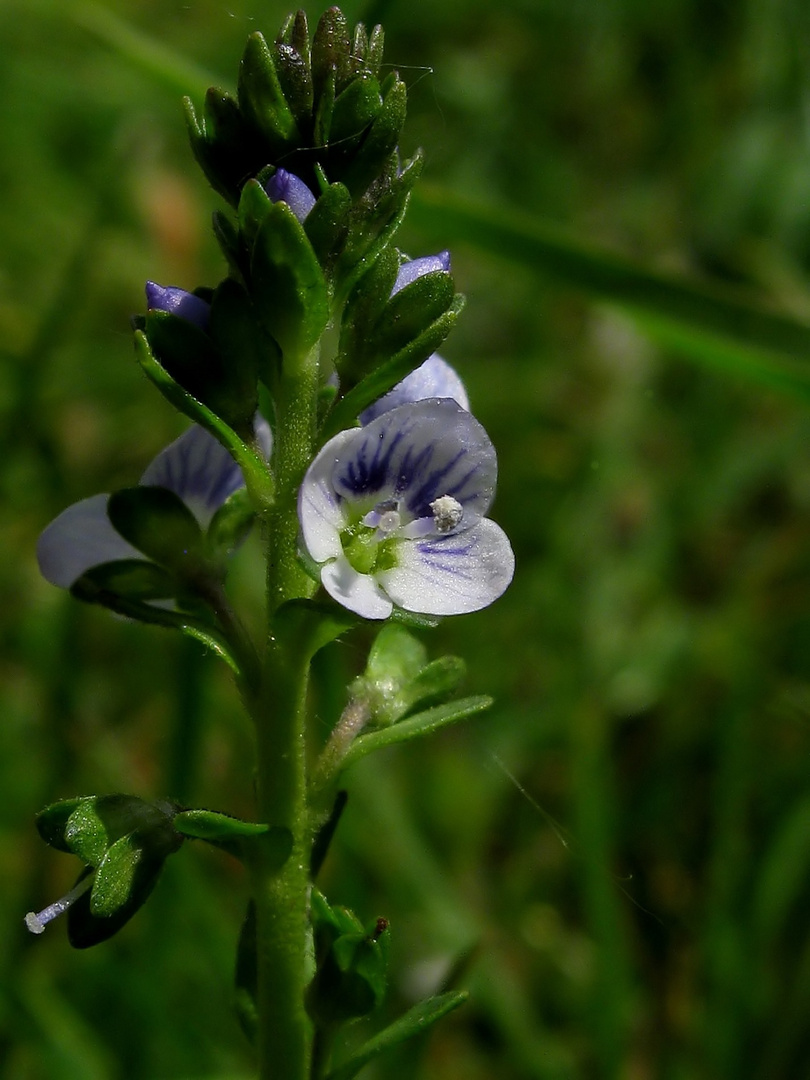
[[140, 426, 244, 527]]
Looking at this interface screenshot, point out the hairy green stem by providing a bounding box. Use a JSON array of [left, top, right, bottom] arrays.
[[251, 351, 320, 1080]]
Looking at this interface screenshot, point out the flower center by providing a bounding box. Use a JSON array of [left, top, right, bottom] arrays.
[[341, 499, 405, 575]]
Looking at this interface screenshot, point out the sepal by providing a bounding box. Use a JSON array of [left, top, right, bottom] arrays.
[[306, 889, 390, 1025], [238, 32, 299, 156], [250, 201, 330, 368], [107, 487, 207, 579]]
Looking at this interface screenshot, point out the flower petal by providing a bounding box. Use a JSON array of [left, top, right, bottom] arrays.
[[298, 429, 356, 563], [140, 426, 245, 528], [37, 494, 142, 588], [392, 252, 451, 296], [378, 519, 514, 615], [321, 556, 393, 619], [264, 168, 317, 222], [359, 354, 469, 425], [145, 282, 210, 330], [330, 400, 497, 524]]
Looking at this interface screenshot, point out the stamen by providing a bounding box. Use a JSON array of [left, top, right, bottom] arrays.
[[430, 495, 463, 533], [25, 873, 93, 935]]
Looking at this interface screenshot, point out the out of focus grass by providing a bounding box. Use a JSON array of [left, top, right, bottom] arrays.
[[3, 1, 810, 1077]]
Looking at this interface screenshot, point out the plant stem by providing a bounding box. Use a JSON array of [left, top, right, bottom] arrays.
[[251, 352, 320, 1080]]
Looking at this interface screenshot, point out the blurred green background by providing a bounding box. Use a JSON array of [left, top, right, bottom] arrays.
[[4, 0, 810, 1077]]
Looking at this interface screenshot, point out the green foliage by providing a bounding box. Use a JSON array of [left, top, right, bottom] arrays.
[[8, 0, 810, 1077]]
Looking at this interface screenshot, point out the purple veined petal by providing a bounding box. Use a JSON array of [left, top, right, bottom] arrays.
[[378, 519, 514, 615], [264, 168, 317, 222], [140, 425, 245, 528], [359, 354, 470, 425], [298, 429, 356, 563], [321, 555, 393, 619], [37, 494, 142, 589], [145, 282, 210, 331], [329, 399, 497, 524], [391, 251, 451, 296]]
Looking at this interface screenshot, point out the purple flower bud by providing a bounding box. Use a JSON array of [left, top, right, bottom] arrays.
[[145, 282, 210, 331], [392, 252, 451, 296], [264, 168, 317, 223]]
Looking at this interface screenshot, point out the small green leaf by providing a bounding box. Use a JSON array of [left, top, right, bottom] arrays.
[[365, 624, 427, 691], [339, 76, 407, 197], [325, 991, 469, 1080], [251, 202, 330, 368], [35, 799, 87, 854], [238, 32, 299, 152], [172, 810, 268, 841], [304, 182, 353, 267], [207, 487, 256, 559], [185, 89, 257, 207], [209, 276, 268, 408], [274, 12, 313, 125], [340, 696, 492, 771], [275, 598, 358, 662], [370, 656, 468, 727], [321, 294, 465, 442], [89, 834, 143, 917], [134, 330, 275, 510], [330, 74, 382, 146], [107, 487, 206, 576], [64, 795, 178, 868]]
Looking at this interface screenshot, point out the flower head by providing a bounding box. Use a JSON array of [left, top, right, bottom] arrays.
[[264, 168, 317, 222], [37, 422, 270, 590], [298, 400, 513, 619], [145, 282, 210, 330]]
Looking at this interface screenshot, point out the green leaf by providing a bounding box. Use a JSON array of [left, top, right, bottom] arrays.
[[185, 89, 257, 207], [35, 799, 87, 854], [339, 76, 407, 197], [373, 656, 468, 727], [238, 32, 299, 152], [173, 813, 292, 866], [274, 598, 358, 662], [89, 834, 143, 917], [304, 182, 353, 267], [365, 625, 427, 691], [321, 294, 465, 443], [250, 202, 330, 368], [273, 11, 313, 125], [172, 810, 269, 841], [325, 991, 469, 1080], [206, 487, 256, 559], [70, 559, 241, 674], [64, 795, 178, 868], [107, 487, 206, 576], [134, 330, 275, 511], [409, 184, 810, 401], [340, 696, 492, 771], [330, 74, 382, 146]]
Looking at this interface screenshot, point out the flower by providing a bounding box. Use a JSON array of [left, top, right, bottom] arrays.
[[37, 422, 271, 590], [145, 282, 210, 330], [298, 399, 514, 619], [264, 168, 317, 222], [359, 353, 469, 425]]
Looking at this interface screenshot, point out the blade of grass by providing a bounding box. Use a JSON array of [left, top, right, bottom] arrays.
[[409, 185, 810, 400]]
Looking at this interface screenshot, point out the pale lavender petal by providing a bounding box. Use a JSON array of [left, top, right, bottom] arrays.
[[360, 354, 469, 425], [265, 168, 317, 222], [140, 426, 244, 528], [298, 429, 356, 563], [37, 494, 142, 589], [378, 519, 514, 615], [145, 282, 210, 330], [392, 252, 451, 296], [330, 400, 496, 524], [321, 556, 393, 619]]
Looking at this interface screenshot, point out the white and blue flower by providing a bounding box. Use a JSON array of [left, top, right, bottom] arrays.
[[298, 399, 513, 619], [37, 422, 271, 589]]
